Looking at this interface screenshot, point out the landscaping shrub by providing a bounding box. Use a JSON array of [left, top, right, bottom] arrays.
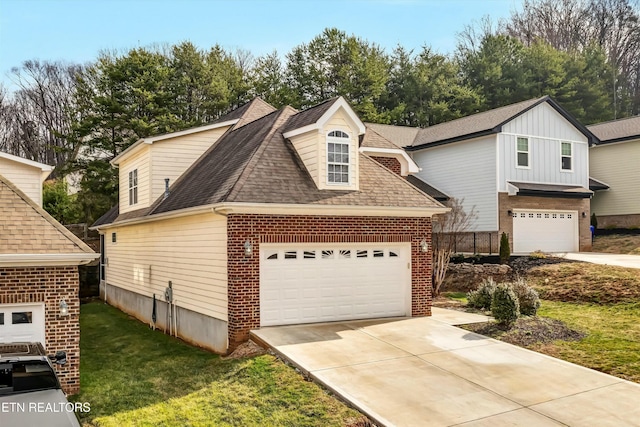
[[467, 277, 497, 310], [491, 283, 520, 326], [591, 212, 598, 229], [499, 232, 510, 264], [510, 277, 541, 316], [528, 250, 546, 260]]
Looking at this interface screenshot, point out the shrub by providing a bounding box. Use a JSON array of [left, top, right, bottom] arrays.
[[510, 278, 541, 316], [467, 278, 497, 310], [491, 283, 520, 326], [590, 212, 598, 229], [499, 232, 510, 264], [528, 250, 546, 260]]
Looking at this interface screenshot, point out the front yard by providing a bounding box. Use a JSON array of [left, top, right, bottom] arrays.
[[72, 302, 366, 426], [452, 259, 640, 383], [593, 233, 640, 255]]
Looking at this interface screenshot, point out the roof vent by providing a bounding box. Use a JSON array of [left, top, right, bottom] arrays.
[[164, 178, 170, 200]]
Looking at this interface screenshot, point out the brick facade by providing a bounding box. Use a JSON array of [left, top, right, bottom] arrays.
[[498, 193, 592, 252], [371, 156, 402, 176], [0, 266, 80, 394], [595, 213, 640, 229], [226, 214, 433, 351]]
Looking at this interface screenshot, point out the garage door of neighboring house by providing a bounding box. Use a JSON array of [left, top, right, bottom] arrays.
[[512, 210, 579, 253], [0, 303, 46, 344], [260, 243, 411, 326]]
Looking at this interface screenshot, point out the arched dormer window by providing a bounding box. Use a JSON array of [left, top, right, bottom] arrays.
[[327, 130, 350, 184]]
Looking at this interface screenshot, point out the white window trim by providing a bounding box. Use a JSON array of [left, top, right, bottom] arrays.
[[515, 137, 530, 169], [128, 169, 138, 205], [561, 141, 573, 172], [326, 130, 350, 185]]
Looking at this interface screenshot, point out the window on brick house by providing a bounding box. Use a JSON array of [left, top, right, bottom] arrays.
[[128, 169, 138, 205], [327, 130, 350, 184]]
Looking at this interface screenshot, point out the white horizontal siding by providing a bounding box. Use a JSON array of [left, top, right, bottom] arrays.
[[119, 146, 150, 214], [412, 135, 498, 231], [590, 140, 640, 216], [151, 128, 227, 201], [0, 157, 43, 206], [104, 213, 228, 321]]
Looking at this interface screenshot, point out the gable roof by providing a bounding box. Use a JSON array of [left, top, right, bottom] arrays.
[[0, 151, 54, 173], [0, 174, 96, 264], [588, 115, 640, 144], [211, 97, 277, 128], [405, 96, 597, 150], [282, 98, 338, 133], [365, 123, 420, 148], [282, 97, 366, 137]]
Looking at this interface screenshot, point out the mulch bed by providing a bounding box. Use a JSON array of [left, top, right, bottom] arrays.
[[463, 317, 586, 347]]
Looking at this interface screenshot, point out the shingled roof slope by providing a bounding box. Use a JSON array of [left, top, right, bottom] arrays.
[[0, 175, 94, 254], [153, 109, 285, 214], [282, 97, 339, 133], [365, 123, 420, 147], [588, 115, 640, 143], [361, 128, 402, 150], [211, 98, 276, 126]]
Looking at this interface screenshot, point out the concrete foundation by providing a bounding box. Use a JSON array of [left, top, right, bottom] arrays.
[[100, 282, 228, 354]]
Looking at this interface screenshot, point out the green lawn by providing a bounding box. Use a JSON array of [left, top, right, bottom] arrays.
[[535, 301, 640, 383], [72, 302, 365, 426]]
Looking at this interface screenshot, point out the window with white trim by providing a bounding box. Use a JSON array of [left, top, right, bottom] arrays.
[[327, 130, 349, 184], [561, 142, 572, 171], [128, 169, 138, 205], [516, 137, 529, 167]]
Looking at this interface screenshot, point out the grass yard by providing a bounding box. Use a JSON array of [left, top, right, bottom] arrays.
[[71, 302, 366, 427], [593, 234, 640, 254]]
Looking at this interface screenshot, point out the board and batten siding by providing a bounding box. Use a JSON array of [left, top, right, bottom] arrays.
[[590, 140, 640, 216], [118, 146, 151, 214], [105, 213, 228, 321], [0, 157, 44, 206], [499, 102, 589, 191], [412, 135, 498, 231], [150, 127, 227, 201]]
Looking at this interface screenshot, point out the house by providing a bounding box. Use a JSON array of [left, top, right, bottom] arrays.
[[92, 97, 447, 354], [588, 115, 640, 228], [0, 151, 97, 395], [368, 96, 598, 254]]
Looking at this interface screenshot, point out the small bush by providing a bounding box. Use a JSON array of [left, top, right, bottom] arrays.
[[591, 212, 598, 229], [528, 250, 546, 260], [499, 232, 510, 264], [510, 278, 541, 316], [491, 283, 520, 326], [467, 278, 497, 310]]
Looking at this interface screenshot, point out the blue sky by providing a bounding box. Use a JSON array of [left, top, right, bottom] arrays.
[[0, 0, 518, 87]]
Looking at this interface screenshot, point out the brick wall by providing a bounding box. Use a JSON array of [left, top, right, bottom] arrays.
[[498, 193, 591, 252], [227, 214, 432, 351], [371, 156, 402, 176], [595, 213, 640, 229], [0, 266, 80, 394]]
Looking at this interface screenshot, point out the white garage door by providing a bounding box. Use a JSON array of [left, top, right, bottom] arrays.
[[260, 243, 411, 326], [513, 210, 578, 253], [0, 303, 46, 344]]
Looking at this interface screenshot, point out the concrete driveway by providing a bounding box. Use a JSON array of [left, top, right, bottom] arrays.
[[560, 252, 640, 269], [252, 308, 640, 427]]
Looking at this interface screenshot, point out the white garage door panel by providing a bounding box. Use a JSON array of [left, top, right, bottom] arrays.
[[0, 303, 46, 345], [513, 210, 578, 253], [260, 244, 411, 326]]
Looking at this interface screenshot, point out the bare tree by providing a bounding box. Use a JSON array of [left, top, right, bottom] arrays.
[[432, 198, 477, 295]]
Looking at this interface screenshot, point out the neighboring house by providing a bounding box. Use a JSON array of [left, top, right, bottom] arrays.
[[588, 115, 640, 228], [92, 97, 446, 354], [369, 96, 598, 254], [0, 152, 98, 395]]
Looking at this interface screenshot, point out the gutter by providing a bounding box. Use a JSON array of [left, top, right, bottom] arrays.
[[0, 253, 100, 267]]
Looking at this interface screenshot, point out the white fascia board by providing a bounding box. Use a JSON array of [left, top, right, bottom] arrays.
[[0, 253, 99, 267], [359, 147, 420, 175], [318, 97, 366, 135], [283, 97, 366, 139], [0, 151, 54, 172], [111, 120, 239, 166]]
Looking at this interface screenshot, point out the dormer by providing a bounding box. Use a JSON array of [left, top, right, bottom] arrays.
[[0, 151, 53, 207], [283, 97, 365, 191]]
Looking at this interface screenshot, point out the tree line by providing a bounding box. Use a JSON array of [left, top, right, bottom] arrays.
[[1, 0, 638, 224]]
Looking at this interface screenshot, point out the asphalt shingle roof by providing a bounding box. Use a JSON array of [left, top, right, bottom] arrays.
[[0, 175, 94, 254], [361, 128, 402, 150], [282, 98, 338, 133], [365, 123, 420, 148], [588, 115, 640, 143]]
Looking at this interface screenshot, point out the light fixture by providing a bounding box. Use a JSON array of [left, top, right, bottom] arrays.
[[244, 239, 253, 257], [582, 212, 587, 218], [59, 299, 69, 317], [420, 239, 429, 253], [507, 210, 513, 216]]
